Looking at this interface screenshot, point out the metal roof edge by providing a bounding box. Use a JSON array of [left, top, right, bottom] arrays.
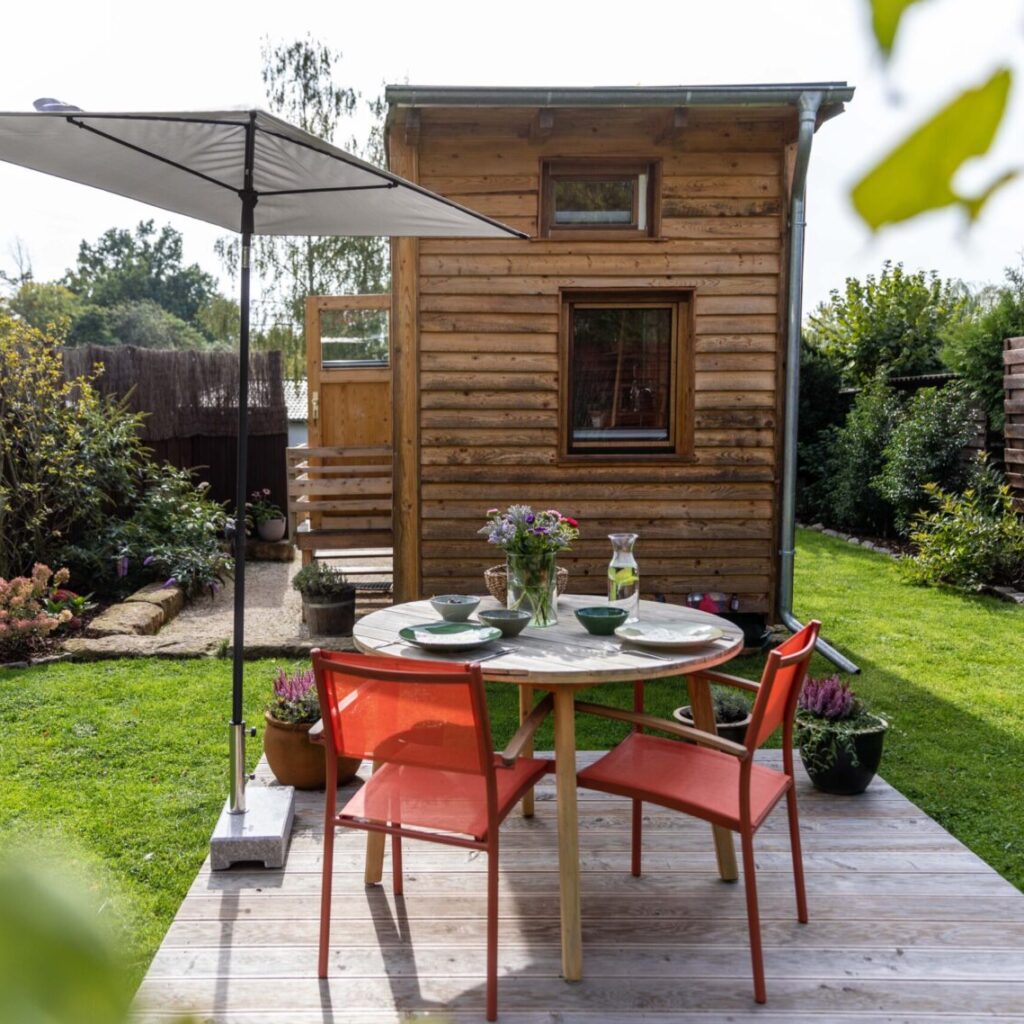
[[384, 83, 855, 109]]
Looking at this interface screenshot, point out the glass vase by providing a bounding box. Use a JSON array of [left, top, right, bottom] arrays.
[[607, 532, 640, 621], [506, 551, 559, 627]]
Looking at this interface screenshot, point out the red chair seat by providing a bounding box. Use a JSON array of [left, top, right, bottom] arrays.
[[341, 754, 550, 840], [578, 733, 791, 831]]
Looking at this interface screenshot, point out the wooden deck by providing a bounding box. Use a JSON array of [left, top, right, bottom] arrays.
[[135, 751, 1024, 1023]]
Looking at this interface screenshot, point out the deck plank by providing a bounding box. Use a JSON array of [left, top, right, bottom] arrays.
[[133, 751, 1024, 1022]]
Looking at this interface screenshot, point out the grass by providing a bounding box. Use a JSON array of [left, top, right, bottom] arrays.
[[1, 527, 1022, 987]]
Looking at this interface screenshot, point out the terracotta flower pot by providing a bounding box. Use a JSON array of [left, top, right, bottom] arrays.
[[263, 713, 360, 790], [257, 517, 287, 542]]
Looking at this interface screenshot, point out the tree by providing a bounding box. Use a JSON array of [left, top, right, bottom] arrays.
[[217, 37, 389, 376], [805, 261, 967, 386], [65, 220, 219, 324], [8, 280, 82, 335], [942, 262, 1024, 431]]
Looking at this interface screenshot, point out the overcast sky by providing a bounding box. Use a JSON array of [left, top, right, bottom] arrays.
[[1, 0, 1021, 313]]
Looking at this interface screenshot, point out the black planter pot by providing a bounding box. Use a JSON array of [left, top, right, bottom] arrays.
[[798, 715, 889, 795], [673, 705, 751, 746], [303, 587, 356, 637]]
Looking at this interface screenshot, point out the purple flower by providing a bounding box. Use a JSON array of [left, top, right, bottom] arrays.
[[525, 514, 535, 524], [799, 675, 857, 720], [143, 555, 156, 567], [116, 556, 129, 578]]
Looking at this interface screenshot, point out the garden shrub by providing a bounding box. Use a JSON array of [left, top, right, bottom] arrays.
[[0, 308, 146, 579], [807, 378, 903, 536], [902, 459, 1024, 590], [873, 381, 979, 533], [63, 464, 232, 599]]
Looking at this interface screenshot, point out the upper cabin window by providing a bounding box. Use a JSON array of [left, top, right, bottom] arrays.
[[562, 291, 692, 458], [541, 160, 658, 238]]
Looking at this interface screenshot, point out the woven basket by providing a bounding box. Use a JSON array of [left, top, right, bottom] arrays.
[[484, 563, 570, 605]]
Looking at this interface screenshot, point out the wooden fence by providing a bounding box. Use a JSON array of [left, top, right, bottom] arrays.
[[62, 345, 289, 522], [1006, 337, 1024, 501]]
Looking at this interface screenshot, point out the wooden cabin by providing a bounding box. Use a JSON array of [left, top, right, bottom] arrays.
[[297, 84, 853, 620]]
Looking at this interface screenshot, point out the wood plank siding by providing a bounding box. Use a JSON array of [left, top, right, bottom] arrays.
[[389, 106, 799, 614]]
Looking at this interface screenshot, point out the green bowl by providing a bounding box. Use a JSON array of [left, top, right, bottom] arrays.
[[574, 606, 629, 635], [478, 608, 532, 637]]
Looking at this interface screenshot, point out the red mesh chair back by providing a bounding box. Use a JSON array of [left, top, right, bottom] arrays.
[[746, 621, 820, 752], [312, 650, 493, 777]]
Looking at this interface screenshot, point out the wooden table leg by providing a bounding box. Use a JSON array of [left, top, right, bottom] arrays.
[[364, 760, 385, 886], [519, 684, 535, 817], [688, 676, 739, 882], [552, 687, 583, 981]]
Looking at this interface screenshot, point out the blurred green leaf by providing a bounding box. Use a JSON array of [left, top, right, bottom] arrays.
[[852, 67, 1016, 230], [869, 0, 927, 58]]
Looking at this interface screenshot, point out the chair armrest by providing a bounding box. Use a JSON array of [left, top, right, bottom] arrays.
[[691, 669, 761, 694], [308, 719, 324, 745], [499, 693, 554, 767], [574, 700, 748, 758]]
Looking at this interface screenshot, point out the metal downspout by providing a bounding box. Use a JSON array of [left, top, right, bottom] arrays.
[[779, 92, 859, 674]]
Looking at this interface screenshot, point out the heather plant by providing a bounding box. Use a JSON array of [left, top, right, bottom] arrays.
[[267, 666, 320, 725], [0, 563, 74, 659], [796, 675, 887, 774], [797, 674, 859, 720], [711, 688, 752, 725]]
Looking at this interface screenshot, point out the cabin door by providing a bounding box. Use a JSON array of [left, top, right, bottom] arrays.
[[305, 294, 392, 450]]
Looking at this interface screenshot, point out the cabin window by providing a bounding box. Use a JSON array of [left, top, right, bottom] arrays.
[[541, 161, 658, 238], [562, 292, 692, 457]]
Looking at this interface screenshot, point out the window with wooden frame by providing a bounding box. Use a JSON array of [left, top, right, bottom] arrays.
[[541, 160, 659, 238], [561, 291, 693, 458]]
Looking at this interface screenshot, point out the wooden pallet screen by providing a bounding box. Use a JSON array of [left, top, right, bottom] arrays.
[[1006, 336, 1024, 500], [286, 445, 393, 560]]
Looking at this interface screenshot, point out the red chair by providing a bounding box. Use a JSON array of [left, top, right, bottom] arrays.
[[311, 649, 553, 1021], [575, 621, 821, 1003]]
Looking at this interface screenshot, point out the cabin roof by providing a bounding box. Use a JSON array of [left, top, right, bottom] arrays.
[[385, 82, 854, 124]]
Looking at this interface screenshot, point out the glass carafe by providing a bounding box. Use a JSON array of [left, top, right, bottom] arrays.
[[607, 533, 639, 621]]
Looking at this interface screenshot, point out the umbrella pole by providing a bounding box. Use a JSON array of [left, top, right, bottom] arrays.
[[229, 114, 258, 815]]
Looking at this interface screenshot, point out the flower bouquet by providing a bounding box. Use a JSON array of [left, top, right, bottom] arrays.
[[479, 505, 579, 627]]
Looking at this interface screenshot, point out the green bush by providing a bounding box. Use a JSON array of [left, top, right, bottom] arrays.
[[808, 378, 903, 536], [64, 465, 232, 599], [942, 262, 1024, 431], [806, 261, 966, 385], [902, 459, 1024, 590], [873, 381, 979, 533], [0, 308, 147, 579]]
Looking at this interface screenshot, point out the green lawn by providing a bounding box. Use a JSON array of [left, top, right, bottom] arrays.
[[1, 526, 1022, 987]]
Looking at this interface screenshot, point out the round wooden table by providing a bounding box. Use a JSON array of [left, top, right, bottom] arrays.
[[353, 593, 745, 982]]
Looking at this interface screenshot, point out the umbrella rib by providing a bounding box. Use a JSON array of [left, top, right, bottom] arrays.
[[67, 116, 241, 195], [258, 183, 398, 197]]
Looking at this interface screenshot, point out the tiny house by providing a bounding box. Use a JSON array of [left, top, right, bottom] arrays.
[[302, 84, 853, 621]]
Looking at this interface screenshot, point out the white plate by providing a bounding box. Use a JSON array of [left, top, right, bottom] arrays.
[[614, 621, 724, 649]]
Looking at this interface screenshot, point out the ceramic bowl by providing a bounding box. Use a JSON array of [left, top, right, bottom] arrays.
[[478, 608, 532, 637], [574, 605, 629, 635], [429, 594, 481, 621]]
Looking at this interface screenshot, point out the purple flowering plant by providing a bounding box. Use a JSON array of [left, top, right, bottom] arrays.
[[797, 674, 859, 720], [247, 488, 284, 525], [479, 505, 580, 556], [267, 665, 320, 724]]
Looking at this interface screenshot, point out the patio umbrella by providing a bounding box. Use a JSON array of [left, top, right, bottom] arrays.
[[0, 106, 525, 860]]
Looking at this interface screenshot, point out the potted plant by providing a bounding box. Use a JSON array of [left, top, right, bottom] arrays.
[[796, 674, 889, 795], [673, 688, 753, 745], [264, 666, 360, 789], [248, 488, 287, 542], [292, 561, 356, 636]]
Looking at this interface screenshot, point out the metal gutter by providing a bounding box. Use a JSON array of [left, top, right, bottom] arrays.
[[778, 92, 859, 674], [385, 83, 854, 111]]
